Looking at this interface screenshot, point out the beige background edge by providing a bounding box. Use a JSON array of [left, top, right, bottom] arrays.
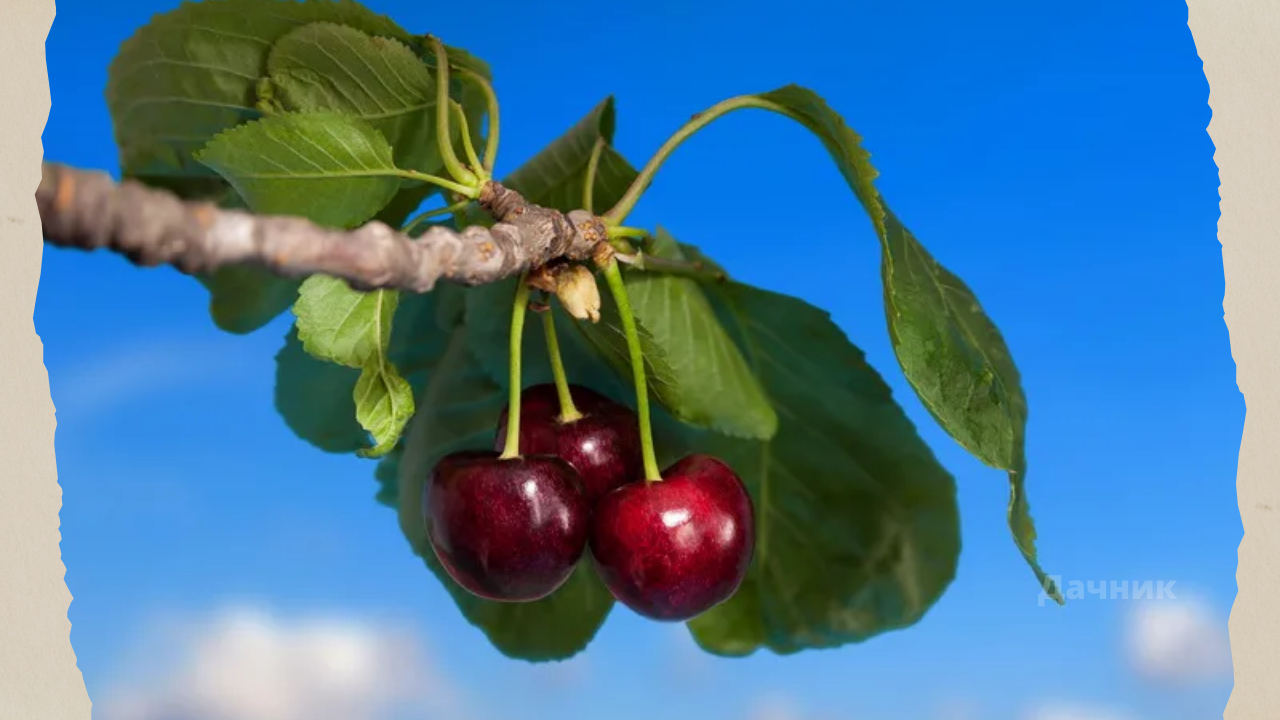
[[0, 0, 1267, 719], [0, 0, 93, 717], [1186, 1, 1276, 719]]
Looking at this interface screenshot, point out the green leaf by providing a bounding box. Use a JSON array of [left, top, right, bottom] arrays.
[[353, 358, 415, 458], [563, 294, 682, 413], [290, 275, 412, 456], [414, 40, 494, 82], [881, 210, 1021, 468], [373, 447, 402, 508], [293, 275, 398, 367], [275, 326, 368, 453], [750, 84, 1058, 602], [261, 22, 451, 176], [670, 279, 961, 655], [441, 560, 615, 661], [676, 243, 729, 277], [396, 318, 614, 661], [501, 96, 637, 213], [105, 0, 413, 184], [276, 286, 445, 458], [135, 176, 238, 203], [195, 111, 402, 228], [752, 85, 883, 217], [198, 265, 303, 335], [371, 281, 467, 505], [258, 22, 493, 229], [581, 229, 777, 439], [878, 206, 1060, 602]]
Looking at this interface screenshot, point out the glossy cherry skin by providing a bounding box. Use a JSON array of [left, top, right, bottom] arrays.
[[588, 454, 755, 621], [494, 384, 643, 506], [424, 450, 589, 602]]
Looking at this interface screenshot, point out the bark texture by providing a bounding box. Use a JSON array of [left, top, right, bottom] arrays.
[[37, 162, 609, 293]]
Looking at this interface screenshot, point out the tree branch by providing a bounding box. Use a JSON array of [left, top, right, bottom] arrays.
[[36, 162, 608, 294]]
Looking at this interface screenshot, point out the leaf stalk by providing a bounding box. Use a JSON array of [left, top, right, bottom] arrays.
[[603, 95, 806, 225], [396, 169, 478, 199], [451, 100, 485, 180], [583, 137, 606, 213], [458, 68, 501, 174], [429, 36, 480, 189]]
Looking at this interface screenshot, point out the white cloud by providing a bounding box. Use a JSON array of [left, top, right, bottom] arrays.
[[1123, 596, 1232, 686], [747, 694, 805, 720], [95, 604, 462, 720], [50, 337, 252, 421]]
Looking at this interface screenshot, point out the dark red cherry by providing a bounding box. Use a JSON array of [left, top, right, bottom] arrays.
[[588, 454, 755, 622], [494, 384, 643, 506], [424, 449, 589, 602]]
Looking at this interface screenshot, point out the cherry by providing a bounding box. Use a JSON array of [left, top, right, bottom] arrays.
[[588, 454, 755, 622], [494, 383, 643, 506], [424, 449, 589, 602]]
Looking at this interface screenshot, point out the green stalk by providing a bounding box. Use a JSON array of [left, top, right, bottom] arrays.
[[606, 225, 650, 242], [429, 36, 479, 188], [396, 169, 478, 199], [540, 308, 583, 423], [607, 238, 638, 255], [451, 100, 485, 179], [603, 95, 808, 225], [601, 258, 662, 482], [604, 225, 649, 256], [459, 68, 501, 174], [583, 137, 606, 212], [499, 275, 532, 460]]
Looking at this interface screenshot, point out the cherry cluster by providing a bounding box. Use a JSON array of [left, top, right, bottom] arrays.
[[422, 383, 756, 622]]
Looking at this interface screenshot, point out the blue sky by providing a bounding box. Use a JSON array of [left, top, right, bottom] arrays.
[[38, 0, 1240, 719]]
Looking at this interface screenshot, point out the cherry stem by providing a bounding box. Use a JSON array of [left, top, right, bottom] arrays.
[[600, 258, 663, 482], [499, 275, 532, 460], [540, 308, 583, 424]]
